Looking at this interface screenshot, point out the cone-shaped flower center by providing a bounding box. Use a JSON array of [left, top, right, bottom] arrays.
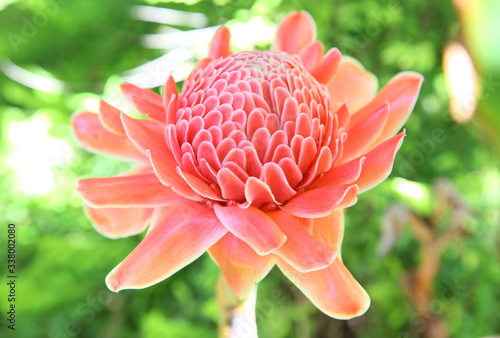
[[166, 51, 339, 206]]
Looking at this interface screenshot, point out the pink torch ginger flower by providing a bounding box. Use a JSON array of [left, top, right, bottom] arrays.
[[72, 11, 422, 319]]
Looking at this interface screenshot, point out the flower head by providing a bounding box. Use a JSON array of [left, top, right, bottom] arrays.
[[73, 11, 422, 319]]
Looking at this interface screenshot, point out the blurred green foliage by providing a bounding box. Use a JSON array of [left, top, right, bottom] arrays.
[[1, 0, 499, 337]]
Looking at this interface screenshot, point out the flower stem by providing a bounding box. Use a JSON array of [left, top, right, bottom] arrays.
[[216, 275, 258, 338]]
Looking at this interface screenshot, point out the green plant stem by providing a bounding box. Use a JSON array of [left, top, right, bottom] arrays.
[[216, 275, 258, 338]]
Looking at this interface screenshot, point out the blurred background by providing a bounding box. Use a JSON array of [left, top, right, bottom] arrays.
[[1, 0, 499, 337]]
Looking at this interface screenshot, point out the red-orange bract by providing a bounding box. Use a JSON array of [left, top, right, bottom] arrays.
[[72, 11, 423, 319]]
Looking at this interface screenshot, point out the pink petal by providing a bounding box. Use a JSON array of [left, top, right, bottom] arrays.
[[213, 204, 286, 255], [335, 103, 351, 132], [85, 205, 153, 239], [166, 124, 184, 164], [98, 100, 126, 135], [341, 103, 389, 162], [129, 95, 165, 123], [148, 150, 203, 201], [320, 157, 366, 187], [243, 146, 263, 178], [198, 141, 222, 170], [354, 131, 406, 193], [209, 233, 274, 299], [280, 184, 358, 218], [223, 148, 246, 170], [298, 41, 325, 71], [193, 57, 212, 71], [71, 111, 148, 164], [120, 113, 169, 156], [299, 146, 333, 188], [209, 27, 232, 59], [260, 163, 297, 203], [297, 136, 317, 172], [263, 130, 288, 163], [332, 186, 358, 210], [217, 168, 246, 202], [328, 57, 378, 112], [310, 48, 342, 84], [243, 177, 279, 209], [349, 72, 423, 145], [312, 209, 345, 252], [121, 82, 163, 107], [106, 200, 227, 291], [77, 174, 180, 208], [251, 128, 271, 162], [277, 257, 370, 319], [272, 11, 316, 55], [268, 210, 336, 273], [223, 161, 249, 183], [163, 75, 179, 125], [177, 167, 224, 201], [163, 73, 178, 99], [278, 158, 303, 188], [331, 132, 347, 166]]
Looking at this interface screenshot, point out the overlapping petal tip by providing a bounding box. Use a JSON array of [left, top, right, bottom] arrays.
[[320, 156, 366, 187], [120, 112, 169, 156], [71, 111, 149, 164], [268, 210, 337, 273], [242, 177, 279, 209], [209, 233, 274, 299], [299, 41, 325, 71], [354, 131, 406, 193], [350, 71, 423, 148], [272, 11, 317, 55], [85, 205, 153, 239], [341, 102, 390, 162], [278, 257, 370, 319], [213, 204, 286, 256], [98, 99, 126, 135], [120, 83, 165, 122], [310, 48, 342, 84], [106, 200, 227, 292], [163, 74, 179, 125], [121, 82, 163, 106], [373, 72, 423, 144], [177, 167, 225, 201], [280, 184, 359, 218], [147, 150, 204, 201]]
